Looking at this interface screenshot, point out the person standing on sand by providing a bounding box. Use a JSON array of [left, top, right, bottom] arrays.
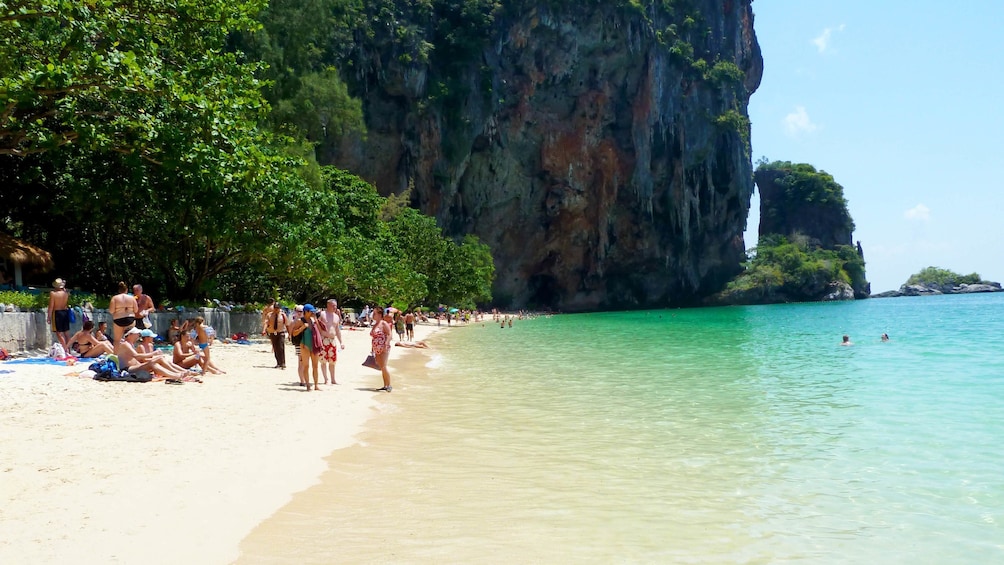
[[292, 304, 324, 391], [404, 310, 415, 341], [319, 299, 344, 385], [371, 308, 393, 392], [262, 299, 287, 369], [47, 278, 71, 350], [109, 281, 138, 343], [133, 284, 155, 330]]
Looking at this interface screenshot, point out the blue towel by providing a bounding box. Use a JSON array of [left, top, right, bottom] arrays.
[[5, 357, 70, 365]]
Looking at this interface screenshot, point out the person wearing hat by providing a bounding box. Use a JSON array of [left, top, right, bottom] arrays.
[[47, 278, 71, 351], [290, 304, 325, 391], [115, 327, 188, 380]]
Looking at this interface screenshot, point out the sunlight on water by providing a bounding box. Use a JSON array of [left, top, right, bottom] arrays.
[[240, 294, 1004, 563]]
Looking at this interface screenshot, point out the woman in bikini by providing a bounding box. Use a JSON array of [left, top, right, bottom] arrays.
[[292, 304, 325, 391], [371, 308, 393, 392], [68, 321, 114, 358], [108, 281, 138, 343]]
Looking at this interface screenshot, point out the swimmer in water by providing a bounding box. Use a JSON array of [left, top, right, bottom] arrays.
[[840, 335, 853, 346]]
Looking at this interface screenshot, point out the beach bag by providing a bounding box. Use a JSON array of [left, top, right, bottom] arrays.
[[362, 353, 379, 370], [89, 359, 117, 380], [48, 343, 66, 359], [68, 308, 76, 323], [0, 347, 9, 361]]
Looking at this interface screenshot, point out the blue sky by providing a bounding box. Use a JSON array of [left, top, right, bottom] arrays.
[[744, 1, 1004, 292]]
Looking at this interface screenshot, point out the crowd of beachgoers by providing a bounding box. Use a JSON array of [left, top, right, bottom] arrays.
[[28, 275, 536, 390]]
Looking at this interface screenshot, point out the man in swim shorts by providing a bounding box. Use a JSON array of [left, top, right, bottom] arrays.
[[47, 278, 71, 350]]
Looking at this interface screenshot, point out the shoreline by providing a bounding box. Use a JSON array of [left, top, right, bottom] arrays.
[[0, 322, 445, 564]]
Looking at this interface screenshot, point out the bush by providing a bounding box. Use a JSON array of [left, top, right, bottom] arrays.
[[906, 267, 982, 287]]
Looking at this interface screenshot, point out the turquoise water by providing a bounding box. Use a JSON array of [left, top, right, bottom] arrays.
[[245, 294, 1004, 563]]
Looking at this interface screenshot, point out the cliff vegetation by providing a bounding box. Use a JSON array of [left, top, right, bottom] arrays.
[[709, 160, 868, 305]]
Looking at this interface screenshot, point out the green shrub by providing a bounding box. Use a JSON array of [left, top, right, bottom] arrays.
[[906, 267, 982, 287]]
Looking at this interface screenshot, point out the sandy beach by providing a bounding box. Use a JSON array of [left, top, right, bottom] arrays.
[[0, 322, 442, 564]]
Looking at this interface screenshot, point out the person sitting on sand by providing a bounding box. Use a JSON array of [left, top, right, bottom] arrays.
[[840, 335, 853, 346], [115, 328, 189, 379], [139, 329, 190, 374], [173, 328, 205, 372], [95, 321, 111, 343], [68, 321, 114, 358], [167, 319, 182, 344], [191, 317, 225, 374]]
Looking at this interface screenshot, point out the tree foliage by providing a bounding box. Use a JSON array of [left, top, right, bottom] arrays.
[[906, 267, 982, 287], [722, 235, 867, 303]]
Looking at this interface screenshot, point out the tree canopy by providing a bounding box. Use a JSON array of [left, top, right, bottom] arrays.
[[1, 0, 495, 308]]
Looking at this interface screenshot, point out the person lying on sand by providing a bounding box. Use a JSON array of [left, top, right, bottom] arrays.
[[394, 340, 429, 349]]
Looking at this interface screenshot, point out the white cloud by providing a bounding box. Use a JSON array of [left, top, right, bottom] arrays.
[[812, 24, 845, 53], [904, 204, 931, 221], [782, 106, 817, 137]]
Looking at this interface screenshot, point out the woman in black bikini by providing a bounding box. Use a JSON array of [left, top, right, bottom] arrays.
[[108, 281, 138, 343]]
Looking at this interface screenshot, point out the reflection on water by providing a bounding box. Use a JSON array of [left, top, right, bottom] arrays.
[[240, 295, 1004, 563]]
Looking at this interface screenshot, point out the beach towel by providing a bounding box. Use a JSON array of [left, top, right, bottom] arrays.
[[6, 356, 73, 366]]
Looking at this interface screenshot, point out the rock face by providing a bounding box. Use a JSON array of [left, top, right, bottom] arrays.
[[872, 282, 1002, 298], [327, 1, 762, 311], [755, 167, 854, 250]]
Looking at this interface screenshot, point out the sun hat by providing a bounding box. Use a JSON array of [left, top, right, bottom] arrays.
[[125, 327, 142, 336], [53, 278, 66, 289], [303, 304, 316, 313], [294, 305, 304, 312], [140, 329, 157, 338]]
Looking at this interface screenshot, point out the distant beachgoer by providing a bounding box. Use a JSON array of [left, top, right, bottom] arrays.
[[262, 299, 288, 370], [95, 321, 111, 342], [289, 305, 307, 386], [404, 311, 415, 341], [841, 335, 853, 346], [395, 340, 429, 349], [394, 311, 405, 341], [371, 308, 393, 392], [167, 319, 182, 344], [109, 281, 138, 343], [133, 284, 155, 330], [319, 299, 344, 385], [881, 333, 890, 342], [68, 320, 114, 358], [47, 278, 71, 350]]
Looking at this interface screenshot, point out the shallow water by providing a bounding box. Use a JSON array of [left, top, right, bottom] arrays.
[[239, 294, 1004, 563]]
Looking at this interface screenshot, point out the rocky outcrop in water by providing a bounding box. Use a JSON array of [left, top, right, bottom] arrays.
[[327, 1, 762, 311], [872, 282, 1002, 298]]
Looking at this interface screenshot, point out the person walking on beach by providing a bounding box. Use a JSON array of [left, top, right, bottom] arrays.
[[370, 308, 393, 392], [404, 310, 415, 341], [109, 281, 138, 343], [47, 278, 71, 351], [319, 299, 344, 384], [262, 299, 287, 369]]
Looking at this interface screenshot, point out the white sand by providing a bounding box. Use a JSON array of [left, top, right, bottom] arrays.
[[0, 323, 442, 564]]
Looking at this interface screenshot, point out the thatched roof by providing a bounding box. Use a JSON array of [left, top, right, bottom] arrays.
[[0, 232, 54, 271]]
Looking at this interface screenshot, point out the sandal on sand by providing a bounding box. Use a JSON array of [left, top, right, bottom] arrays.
[[165, 379, 183, 385]]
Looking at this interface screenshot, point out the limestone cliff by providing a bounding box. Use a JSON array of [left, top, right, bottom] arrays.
[[328, 1, 762, 311]]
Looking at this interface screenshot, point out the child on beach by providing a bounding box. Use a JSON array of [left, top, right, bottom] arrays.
[[192, 317, 225, 374]]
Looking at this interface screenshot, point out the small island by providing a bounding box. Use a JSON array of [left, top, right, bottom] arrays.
[[708, 160, 869, 305], [872, 267, 1002, 298]]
